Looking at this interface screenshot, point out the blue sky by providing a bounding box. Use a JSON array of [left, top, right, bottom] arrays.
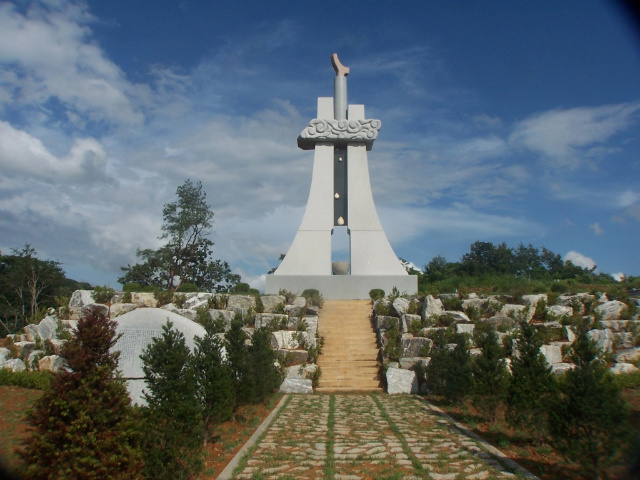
[[1, 0, 639, 290]]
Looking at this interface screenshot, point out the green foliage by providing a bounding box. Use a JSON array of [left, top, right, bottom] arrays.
[[426, 330, 473, 402], [177, 282, 199, 292], [225, 316, 252, 406], [387, 286, 402, 302], [306, 366, 322, 389], [0, 369, 53, 390], [507, 320, 556, 444], [472, 326, 509, 422], [0, 244, 67, 333], [533, 299, 546, 321], [173, 293, 187, 308], [464, 305, 480, 322], [154, 289, 174, 307], [246, 328, 284, 404], [549, 319, 632, 478], [122, 291, 132, 303], [278, 289, 296, 303], [92, 285, 115, 304], [442, 296, 463, 311], [139, 321, 204, 479], [302, 288, 324, 308], [369, 289, 385, 301], [196, 309, 227, 334], [233, 282, 251, 293], [191, 331, 235, 440], [123, 283, 142, 292], [119, 179, 241, 293], [383, 319, 402, 362], [19, 306, 144, 479]]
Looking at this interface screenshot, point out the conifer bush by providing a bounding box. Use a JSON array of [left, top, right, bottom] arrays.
[[426, 330, 473, 402], [19, 306, 143, 480], [549, 318, 632, 478], [139, 321, 204, 479], [471, 325, 509, 422], [506, 319, 556, 444], [191, 331, 235, 441]]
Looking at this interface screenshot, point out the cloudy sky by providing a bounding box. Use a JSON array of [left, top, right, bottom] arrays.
[[1, 0, 639, 290]]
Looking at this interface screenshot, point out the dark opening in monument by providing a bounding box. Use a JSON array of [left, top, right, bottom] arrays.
[[331, 226, 350, 275]]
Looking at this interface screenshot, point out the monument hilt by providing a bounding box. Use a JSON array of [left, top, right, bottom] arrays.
[[297, 53, 381, 151], [331, 53, 349, 121]]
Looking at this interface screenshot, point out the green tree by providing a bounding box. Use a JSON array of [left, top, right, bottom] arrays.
[[119, 180, 240, 293], [472, 325, 509, 423], [139, 321, 204, 479], [507, 320, 556, 444], [246, 327, 284, 404], [191, 331, 235, 441], [426, 330, 473, 402], [19, 306, 143, 479], [225, 316, 252, 406], [549, 319, 632, 479], [0, 244, 66, 333]]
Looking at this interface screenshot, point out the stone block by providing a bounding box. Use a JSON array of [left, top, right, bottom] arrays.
[[546, 305, 573, 319], [615, 332, 634, 349], [285, 363, 317, 380], [82, 303, 109, 318], [375, 315, 398, 331], [227, 295, 256, 315], [551, 363, 575, 375], [392, 297, 411, 316], [304, 316, 318, 336], [209, 309, 235, 330], [442, 311, 471, 323], [596, 300, 628, 321], [540, 344, 563, 365], [522, 294, 547, 307], [0, 347, 10, 366], [27, 350, 44, 369], [401, 314, 421, 333], [260, 295, 286, 313], [69, 290, 95, 307], [588, 328, 614, 353], [287, 317, 302, 331], [130, 293, 158, 308], [38, 355, 67, 373], [110, 303, 137, 317], [386, 367, 418, 394], [277, 349, 309, 365], [401, 335, 431, 358], [183, 292, 213, 310], [456, 324, 475, 335], [3, 358, 26, 372], [284, 304, 304, 317], [271, 331, 303, 350], [398, 357, 430, 370], [255, 313, 288, 330], [23, 324, 39, 342], [37, 315, 58, 340], [617, 347, 640, 363], [422, 294, 444, 319], [610, 363, 639, 375], [279, 378, 313, 394], [13, 341, 36, 359]]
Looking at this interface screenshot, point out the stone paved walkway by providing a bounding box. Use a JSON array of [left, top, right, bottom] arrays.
[[225, 394, 538, 480]]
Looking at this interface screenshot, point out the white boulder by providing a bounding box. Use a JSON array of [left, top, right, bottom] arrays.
[[386, 366, 418, 394]]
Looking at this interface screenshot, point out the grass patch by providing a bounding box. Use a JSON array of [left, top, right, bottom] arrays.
[[324, 394, 336, 480], [0, 369, 53, 390]]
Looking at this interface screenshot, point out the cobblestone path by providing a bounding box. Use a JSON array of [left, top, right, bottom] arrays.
[[230, 394, 537, 480]]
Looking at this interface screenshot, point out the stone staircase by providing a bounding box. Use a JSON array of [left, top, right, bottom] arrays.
[[315, 300, 383, 392]]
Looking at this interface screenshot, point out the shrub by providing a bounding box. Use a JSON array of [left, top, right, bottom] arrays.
[[19, 306, 143, 479], [122, 291, 132, 303], [278, 289, 296, 303], [306, 366, 322, 389], [426, 330, 473, 402], [442, 296, 463, 311], [549, 318, 632, 478], [302, 289, 324, 308], [507, 320, 556, 444], [139, 321, 204, 479], [191, 331, 234, 441], [233, 282, 251, 293], [123, 283, 142, 292], [92, 285, 115, 304], [177, 282, 198, 293], [472, 327, 509, 422], [0, 369, 53, 390], [154, 290, 174, 307], [383, 319, 402, 362], [464, 305, 480, 322], [369, 289, 385, 301], [173, 293, 187, 309]]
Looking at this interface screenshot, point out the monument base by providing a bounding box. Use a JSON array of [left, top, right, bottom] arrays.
[[265, 275, 418, 300]]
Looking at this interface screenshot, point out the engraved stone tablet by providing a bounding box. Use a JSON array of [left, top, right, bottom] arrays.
[[112, 308, 207, 405]]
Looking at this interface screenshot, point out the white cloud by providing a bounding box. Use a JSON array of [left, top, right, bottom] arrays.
[[509, 103, 640, 166], [0, 1, 144, 127], [564, 251, 596, 270], [589, 222, 603, 235], [0, 121, 108, 181]]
